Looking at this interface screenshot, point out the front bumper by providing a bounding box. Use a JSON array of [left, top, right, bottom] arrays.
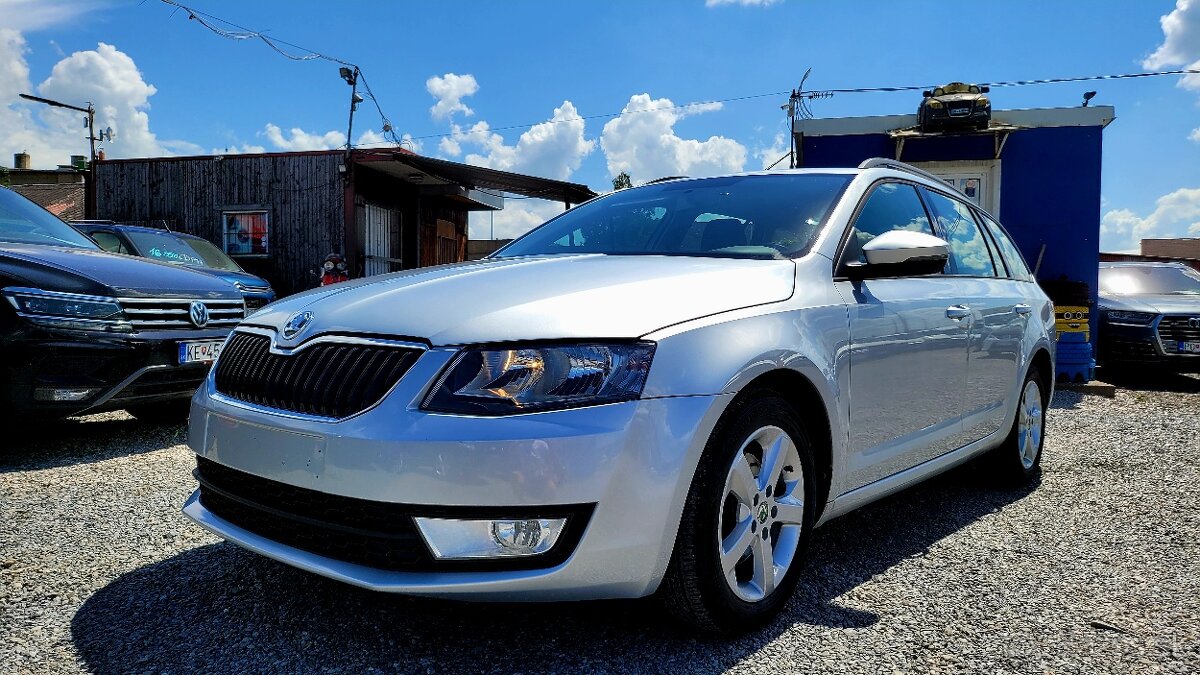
[[1, 324, 234, 417], [1098, 316, 1200, 369], [185, 349, 727, 600]]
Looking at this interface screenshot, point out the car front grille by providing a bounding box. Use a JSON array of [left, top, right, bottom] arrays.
[[194, 457, 592, 572], [120, 297, 245, 330], [212, 332, 421, 418], [1157, 316, 1200, 354]]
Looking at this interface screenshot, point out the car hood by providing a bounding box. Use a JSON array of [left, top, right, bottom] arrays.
[[247, 254, 797, 346], [1099, 293, 1200, 316], [933, 93, 981, 103], [190, 267, 273, 290], [0, 243, 240, 299]]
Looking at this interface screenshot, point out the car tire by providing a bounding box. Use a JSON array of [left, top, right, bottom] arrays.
[[125, 399, 191, 424], [659, 390, 817, 634], [989, 367, 1047, 483]]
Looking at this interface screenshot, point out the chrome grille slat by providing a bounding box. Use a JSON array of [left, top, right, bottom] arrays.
[[117, 297, 245, 331], [212, 332, 422, 419]]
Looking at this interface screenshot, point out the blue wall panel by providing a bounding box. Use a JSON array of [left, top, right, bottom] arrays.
[[800, 124, 1104, 328]]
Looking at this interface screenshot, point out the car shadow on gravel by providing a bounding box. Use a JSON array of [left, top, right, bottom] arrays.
[[70, 462, 1037, 674], [0, 414, 186, 473], [1099, 370, 1200, 394]]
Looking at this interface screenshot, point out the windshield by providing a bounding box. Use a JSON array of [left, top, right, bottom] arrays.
[[936, 83, 980, 95], [0, 188, 99, 249], [126, 229, 241, 271], [1099, 265, 1200, 295], [179, 236, 244, 272], [496, 174, 852, 260]]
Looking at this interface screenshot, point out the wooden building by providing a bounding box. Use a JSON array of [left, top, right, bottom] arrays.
[[93, 149, 595, 295]]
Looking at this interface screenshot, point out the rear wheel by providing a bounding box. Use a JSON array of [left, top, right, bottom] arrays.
[[125, 399, 191, 423], [660, 392, 816, 634], [989, 368, 1046, 482]]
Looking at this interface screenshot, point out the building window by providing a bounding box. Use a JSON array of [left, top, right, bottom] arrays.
[[223, 210, 269, 256]]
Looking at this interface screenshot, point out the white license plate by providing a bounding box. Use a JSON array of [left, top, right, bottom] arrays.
[[179, 339, 224, 364], [1180, 341, 1200, 354]]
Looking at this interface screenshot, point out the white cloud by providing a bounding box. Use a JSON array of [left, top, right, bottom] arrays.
[[438, 135, 461, 157], [461, 101, 595, 180], [0, 30, 177, 168], [755, 132, 790, 169], [1190, 127, 1200, 143], [426, 73, 479, 120], [1101, 187, 1200, 251], [1144, 0, 1200, 90], [600, 93, 746, 183], [0, 0, 94, 32], [261, 123, 346, 151], [469, 200, 566, 241], [706, 0, 781, 6]]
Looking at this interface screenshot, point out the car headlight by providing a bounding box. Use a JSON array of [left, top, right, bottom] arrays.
[[422, 342, 656, 415], [976, 96, 990, 107], [927, 99, 944, 109], [1106, 310, 1155, 325], [2, 287, 132, 332]]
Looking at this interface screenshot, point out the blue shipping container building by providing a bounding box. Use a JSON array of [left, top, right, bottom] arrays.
[[794, 106, 1115, 380]]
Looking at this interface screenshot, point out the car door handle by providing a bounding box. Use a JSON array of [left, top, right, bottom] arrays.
[[1013, 304, 1033, 316], [946, 305, 971, 320]]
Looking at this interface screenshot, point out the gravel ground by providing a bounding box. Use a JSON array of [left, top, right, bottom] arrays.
[[2, 374, 1199, 674]]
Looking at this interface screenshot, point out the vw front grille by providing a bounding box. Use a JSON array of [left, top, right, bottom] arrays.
[[120, 297, 245, 330], [212, 331, 422, 418]]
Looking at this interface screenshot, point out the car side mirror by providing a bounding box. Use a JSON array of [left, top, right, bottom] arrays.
[[980, 85, 990, 93], [844, 230, 949, 280], [922, 90, 932, 98]]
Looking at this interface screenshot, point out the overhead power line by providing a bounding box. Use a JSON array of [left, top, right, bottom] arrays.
[[150, 4, 1200, 149]]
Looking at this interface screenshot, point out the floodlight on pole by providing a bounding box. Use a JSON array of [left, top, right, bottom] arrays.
[[1082, 91, 1097, 107]]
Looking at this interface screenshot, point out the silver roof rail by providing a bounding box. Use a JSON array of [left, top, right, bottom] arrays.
[[857, 158, 955, 190]]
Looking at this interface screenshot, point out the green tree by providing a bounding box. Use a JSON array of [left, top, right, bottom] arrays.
[[611, 171, 632, 190]]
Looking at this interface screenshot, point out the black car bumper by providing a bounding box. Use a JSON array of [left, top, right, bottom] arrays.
[[922, 109, 991, 130], [1, 325, 233, 418], [1097, 318, 1200, 371]]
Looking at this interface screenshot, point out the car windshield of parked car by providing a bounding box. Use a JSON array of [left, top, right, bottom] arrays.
[[0, 189, 99, 249], [937, 83, 979, 95], [495, 174, 852, 260], [179, 236, 245, 272], [125, 230, 241, 271], [1100, 265, 1200, 295]]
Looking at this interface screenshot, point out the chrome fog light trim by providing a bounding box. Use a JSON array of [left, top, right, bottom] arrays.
[[414, 516, 567, 559]]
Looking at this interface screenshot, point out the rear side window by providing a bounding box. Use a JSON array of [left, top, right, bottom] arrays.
[[923, 189, 998, 277], [89, 231, 131, 255], [976, 211, 1035, 281], [842, 182, 934, 265]]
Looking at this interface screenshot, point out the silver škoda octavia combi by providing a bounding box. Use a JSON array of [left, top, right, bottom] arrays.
[[185, 158, 1054, 633]]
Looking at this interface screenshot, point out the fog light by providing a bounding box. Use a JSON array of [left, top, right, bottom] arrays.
[[413, 516, 566, 559], [33, 387, 99, 402]]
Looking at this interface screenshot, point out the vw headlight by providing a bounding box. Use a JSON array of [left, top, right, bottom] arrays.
[[976, 96, 991, 108], [1106, 310, 1155, 325], [927, 99, 944, 109], [423, 342, 656, 415], [2, 287, 132, 332]]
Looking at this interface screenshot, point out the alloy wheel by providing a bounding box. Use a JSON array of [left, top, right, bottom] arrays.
[[717, 425, 806, 603], [1017, 379, 1044, 470]]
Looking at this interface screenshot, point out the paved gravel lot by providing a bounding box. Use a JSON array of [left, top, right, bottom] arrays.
[[2, 374, 1199, 674]]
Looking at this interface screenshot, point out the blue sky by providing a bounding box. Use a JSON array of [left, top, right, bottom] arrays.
[[2, 0, 1199, 249]]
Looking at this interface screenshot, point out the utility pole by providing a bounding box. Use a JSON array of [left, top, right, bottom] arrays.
[[19, 93, 96, 163], [19, 93, 98, 217], [339, 66, 362, 159]]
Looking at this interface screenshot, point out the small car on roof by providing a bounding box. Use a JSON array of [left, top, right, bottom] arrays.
[[918, 82, 992, 132]]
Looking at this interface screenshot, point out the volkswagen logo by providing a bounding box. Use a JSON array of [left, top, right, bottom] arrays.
[[1189, 317, 1200, 329], [282, 311, 315, 339], [188, 301, 209, 328]]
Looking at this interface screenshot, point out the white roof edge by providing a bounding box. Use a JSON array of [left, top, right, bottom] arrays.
[[794, 105, 1115, 137]]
